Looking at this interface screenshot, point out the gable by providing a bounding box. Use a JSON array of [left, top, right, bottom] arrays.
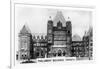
[[53, 11, 66, 27], [20, 25, 31, 34]]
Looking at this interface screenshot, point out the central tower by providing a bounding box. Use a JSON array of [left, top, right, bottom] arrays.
[[47, 11, 72, 57]]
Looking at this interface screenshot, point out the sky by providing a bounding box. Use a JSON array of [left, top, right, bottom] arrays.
[[15, 4, 92, 38]]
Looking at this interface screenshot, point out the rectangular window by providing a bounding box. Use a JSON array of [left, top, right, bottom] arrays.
[[54, 41, 66, 45]]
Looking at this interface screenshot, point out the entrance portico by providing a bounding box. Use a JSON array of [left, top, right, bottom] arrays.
[[50, 45, 71, 57]]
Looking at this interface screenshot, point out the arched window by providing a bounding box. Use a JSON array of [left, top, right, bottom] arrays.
[[58, 50, 62, 56], [36, 51, 39, 57], [41, 50, 44, 57], [63, 51, 66, 56], [35, 48, 40, 57]]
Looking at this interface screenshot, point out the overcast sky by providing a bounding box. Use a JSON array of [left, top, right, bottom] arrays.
[[15, 4, 92, 38]]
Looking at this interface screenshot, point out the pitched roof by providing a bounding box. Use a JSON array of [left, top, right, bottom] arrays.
[[87, 26, 93, 36], [53, 11, 66, 27], [83, 26, 93, 37], [20, 24, 31, 34]]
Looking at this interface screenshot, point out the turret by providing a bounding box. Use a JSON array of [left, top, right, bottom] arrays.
[[66, 17, 72, 43], [47, 16, 53, 44], [66, 17, 72, 35], [18, 24, 32, 60], [47, 16, 53, 34]]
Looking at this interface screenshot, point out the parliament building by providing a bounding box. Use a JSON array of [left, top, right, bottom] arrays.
[[17, 11, 93, 60]]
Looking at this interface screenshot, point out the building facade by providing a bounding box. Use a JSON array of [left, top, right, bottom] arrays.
[[32, 35, 48, 58], [71, 41, 85, 57], [17, 11, 93, 60], [18, 25, 33, 60], [47, 11, 72, 57], [82, 27, 93, 60]]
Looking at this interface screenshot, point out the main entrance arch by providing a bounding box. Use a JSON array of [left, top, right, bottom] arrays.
[[57, 49, 62, 56]]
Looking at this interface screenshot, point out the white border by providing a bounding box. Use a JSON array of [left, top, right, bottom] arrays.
[[10, 1, 96, 69]]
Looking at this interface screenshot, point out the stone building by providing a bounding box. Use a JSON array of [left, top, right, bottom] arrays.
[[17, 11, 93, 60], [47, 11, 72, 57], [32, 35, 48, 58], [18, 25, 33, 60], [71, 41, 85, 57], [88, 27, 93, 60], [71, 35, 85, 57], [82, 27, 93, 60]]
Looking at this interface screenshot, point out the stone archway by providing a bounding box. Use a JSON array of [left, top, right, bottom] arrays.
[[35, 48, 46, 58], [57, 49, 62, 56]]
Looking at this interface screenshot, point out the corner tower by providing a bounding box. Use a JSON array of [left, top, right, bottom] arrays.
[[66, 17, 72, 44], [18, 25, 33, 60]]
